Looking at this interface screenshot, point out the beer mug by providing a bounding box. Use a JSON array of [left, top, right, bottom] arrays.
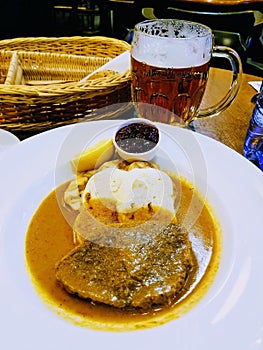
[[131, 19, 242, 126]]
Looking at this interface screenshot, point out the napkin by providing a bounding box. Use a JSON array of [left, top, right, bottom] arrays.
[[80, 50, 130, 83], [249, 81, 262, 92]]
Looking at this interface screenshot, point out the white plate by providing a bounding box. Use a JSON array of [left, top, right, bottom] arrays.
[[1, 121, 263, 350], [0, 128, 20, 154]]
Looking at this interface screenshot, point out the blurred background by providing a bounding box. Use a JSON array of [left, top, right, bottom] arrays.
[[0, 0, 262, 76]]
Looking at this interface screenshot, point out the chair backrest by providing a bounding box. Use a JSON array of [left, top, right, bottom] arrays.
[[52, 0, 106, 35]]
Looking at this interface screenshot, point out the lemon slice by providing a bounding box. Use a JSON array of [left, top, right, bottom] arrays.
[[71, 138, 115, 172]]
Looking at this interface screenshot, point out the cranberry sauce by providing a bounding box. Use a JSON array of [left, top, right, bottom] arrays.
[[115, 122, 159, 153]]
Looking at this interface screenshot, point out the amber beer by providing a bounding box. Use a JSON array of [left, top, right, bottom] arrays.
[[131, 19, 214, 126], [131, 56, 210, 125], [131, 19, 242, 126]]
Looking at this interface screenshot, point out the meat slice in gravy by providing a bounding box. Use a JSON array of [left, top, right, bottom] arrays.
[[55, 221, 195, 309]]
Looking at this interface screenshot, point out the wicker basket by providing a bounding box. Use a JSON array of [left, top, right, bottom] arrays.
[[0, 36, 131, 134]]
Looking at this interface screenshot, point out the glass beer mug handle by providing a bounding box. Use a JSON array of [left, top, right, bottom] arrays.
[[197, 45, 243, 119]]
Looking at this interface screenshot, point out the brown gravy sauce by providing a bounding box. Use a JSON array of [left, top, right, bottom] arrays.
[[25, 177, 221, 331]]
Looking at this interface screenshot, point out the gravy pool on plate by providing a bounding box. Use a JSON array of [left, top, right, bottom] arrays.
[[25, 159, 221, 331]]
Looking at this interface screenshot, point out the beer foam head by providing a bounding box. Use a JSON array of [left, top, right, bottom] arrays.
[[132, 19, 213, 68]]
